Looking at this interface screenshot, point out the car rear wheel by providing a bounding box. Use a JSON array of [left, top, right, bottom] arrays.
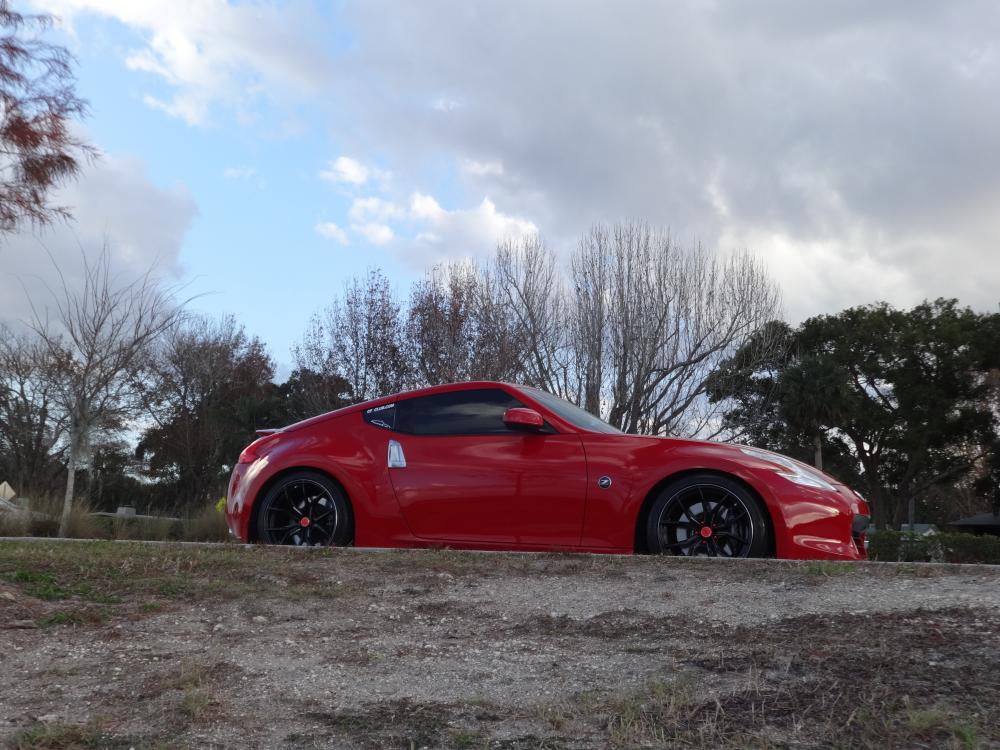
[[645, 473, 770, 557], [255, 471, 353, 546]]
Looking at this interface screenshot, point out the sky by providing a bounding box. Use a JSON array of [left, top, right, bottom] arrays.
[[2, 0, 999, 377]]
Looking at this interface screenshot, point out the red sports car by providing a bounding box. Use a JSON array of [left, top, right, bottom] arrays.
[[226, 381, 870, 559]]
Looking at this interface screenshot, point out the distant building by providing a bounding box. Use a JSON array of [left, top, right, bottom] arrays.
[[948, 500, 1000, 537]]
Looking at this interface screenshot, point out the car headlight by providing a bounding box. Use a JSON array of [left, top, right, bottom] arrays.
[[739, 447, 838, 492]]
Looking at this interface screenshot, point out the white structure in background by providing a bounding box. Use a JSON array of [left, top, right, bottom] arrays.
[[0, 481, 18, 513], [898, 523, 939, 536]]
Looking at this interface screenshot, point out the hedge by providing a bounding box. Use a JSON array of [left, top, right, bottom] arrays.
[[868, 530, 1000, 564]]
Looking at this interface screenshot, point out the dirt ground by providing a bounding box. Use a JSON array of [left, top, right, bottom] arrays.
[[1, 540, 999, 749]]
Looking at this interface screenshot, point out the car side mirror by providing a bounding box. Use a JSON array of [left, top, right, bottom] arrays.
[[503, 407, 545, 431]]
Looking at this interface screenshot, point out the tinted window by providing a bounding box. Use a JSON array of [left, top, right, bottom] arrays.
[[519, 387, 623, 434], [395, 388, 526, 435], [363, 403, 396, 430]]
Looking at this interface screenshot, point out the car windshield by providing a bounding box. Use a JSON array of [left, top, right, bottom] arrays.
[[519, 387, 623, 434]]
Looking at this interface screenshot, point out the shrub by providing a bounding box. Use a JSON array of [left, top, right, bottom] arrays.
[[940, 533, 1000, 565], [181, 502, 230, 542], [0, 509, 29, 536], [869, 530, 1000, 565], [110, 516, 180, 541], [7, 496, 107, 539]]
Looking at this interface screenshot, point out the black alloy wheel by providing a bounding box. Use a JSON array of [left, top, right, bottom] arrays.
[[646, 473, 770, 557], [255, 470, 353, 546]]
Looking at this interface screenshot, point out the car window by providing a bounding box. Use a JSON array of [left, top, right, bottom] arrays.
[[394, 388, 528, 435], [519, 386, 623, 434], [363, 403, 396, 430]]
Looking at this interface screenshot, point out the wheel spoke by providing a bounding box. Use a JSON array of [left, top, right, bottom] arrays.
[[677, 492, 701, 524], [661, 535, 699, 551], [661, 520, 700, 530], [716, 530, 748, 546], [265, 524, 299, 534], [284, 486, 304, 517]]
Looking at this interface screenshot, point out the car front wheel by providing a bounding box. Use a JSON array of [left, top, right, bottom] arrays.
[[645, 473, 770, 557]]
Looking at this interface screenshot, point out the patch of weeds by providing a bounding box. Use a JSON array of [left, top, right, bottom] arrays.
[[535, 704, 575, 731], [800, 561, 859, 577], [179, 687, 212, 721], [7, 718, 129, 749], [492, 737, 570, 750], [302, 699, 453, 748], [151, 577, 189, 597], [447, 728, 487, 748], [602, 677, 697, 747], [8, 570, 69, 600], [139, 658, 235, 702], [879, 563, 945, 579], [71, 584, 121, 605], [139, 602, 164, 613], [37, 609, 99, 628]]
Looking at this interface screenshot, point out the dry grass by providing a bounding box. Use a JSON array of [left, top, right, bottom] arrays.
[[179, 503, 229, 542], [1, 499, 230, 543]]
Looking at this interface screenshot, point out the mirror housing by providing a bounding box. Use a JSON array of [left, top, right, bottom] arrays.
[[503, 407, 545, 431]]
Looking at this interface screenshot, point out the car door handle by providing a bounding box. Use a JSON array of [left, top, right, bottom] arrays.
[[388, 439, 407, 468]]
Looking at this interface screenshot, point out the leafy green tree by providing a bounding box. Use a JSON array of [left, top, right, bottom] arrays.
[[137, 316, 277, 510], [711, 299, 999, 527], [278, 366, 351, 422]]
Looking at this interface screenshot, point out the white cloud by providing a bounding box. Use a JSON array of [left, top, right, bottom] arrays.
[[432, 97, 461, 112], [409, 192, 445, 222], [314, 221, 349, 245], [334, 1, 1000, 317], [348, 196, 402, 224], [338, 188, 534, 261], [461, 159, 504, 177], [354, 222, 394, 245], [0, 151, 197, 326], [320, 156, 370, 186], [34, 0, 332, 125], [397, 193, 537, 266]]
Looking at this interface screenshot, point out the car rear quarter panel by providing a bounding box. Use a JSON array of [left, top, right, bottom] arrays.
[[229, 411, 413, 546]]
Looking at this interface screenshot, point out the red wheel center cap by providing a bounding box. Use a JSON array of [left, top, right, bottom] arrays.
[[699, 526, 713, 539], [299, 517, 311, 528]]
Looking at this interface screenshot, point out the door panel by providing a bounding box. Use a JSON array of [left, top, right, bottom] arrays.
[[388, 433, 587, 545]]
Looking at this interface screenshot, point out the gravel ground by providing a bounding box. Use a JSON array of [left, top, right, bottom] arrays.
[[1, 541, 999, 749]]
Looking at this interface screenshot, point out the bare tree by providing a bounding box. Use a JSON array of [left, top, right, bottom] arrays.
[[29, 249, 180, 535], [294, 269, 409, 403], [405, 260, 527, 384], [570, 221, 782, 436], [294, 224, 780, 439], [489, 235, 573, 394], [0, 323, 64, 496], [1, 1, 94, 235], [406, 261, 479, 385]]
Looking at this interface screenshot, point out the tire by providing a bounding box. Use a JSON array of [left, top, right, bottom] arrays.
[[254, 470, 354, 546], [645, 473, 771, 557]]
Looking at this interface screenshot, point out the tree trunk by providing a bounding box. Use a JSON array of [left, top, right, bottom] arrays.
[[59, 432, 78, 537], [813, 431, 823, 471]]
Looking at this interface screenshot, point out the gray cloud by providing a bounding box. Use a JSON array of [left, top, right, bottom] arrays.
[[0, 153, 198, 328], [334, 0, 1000, 319]]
